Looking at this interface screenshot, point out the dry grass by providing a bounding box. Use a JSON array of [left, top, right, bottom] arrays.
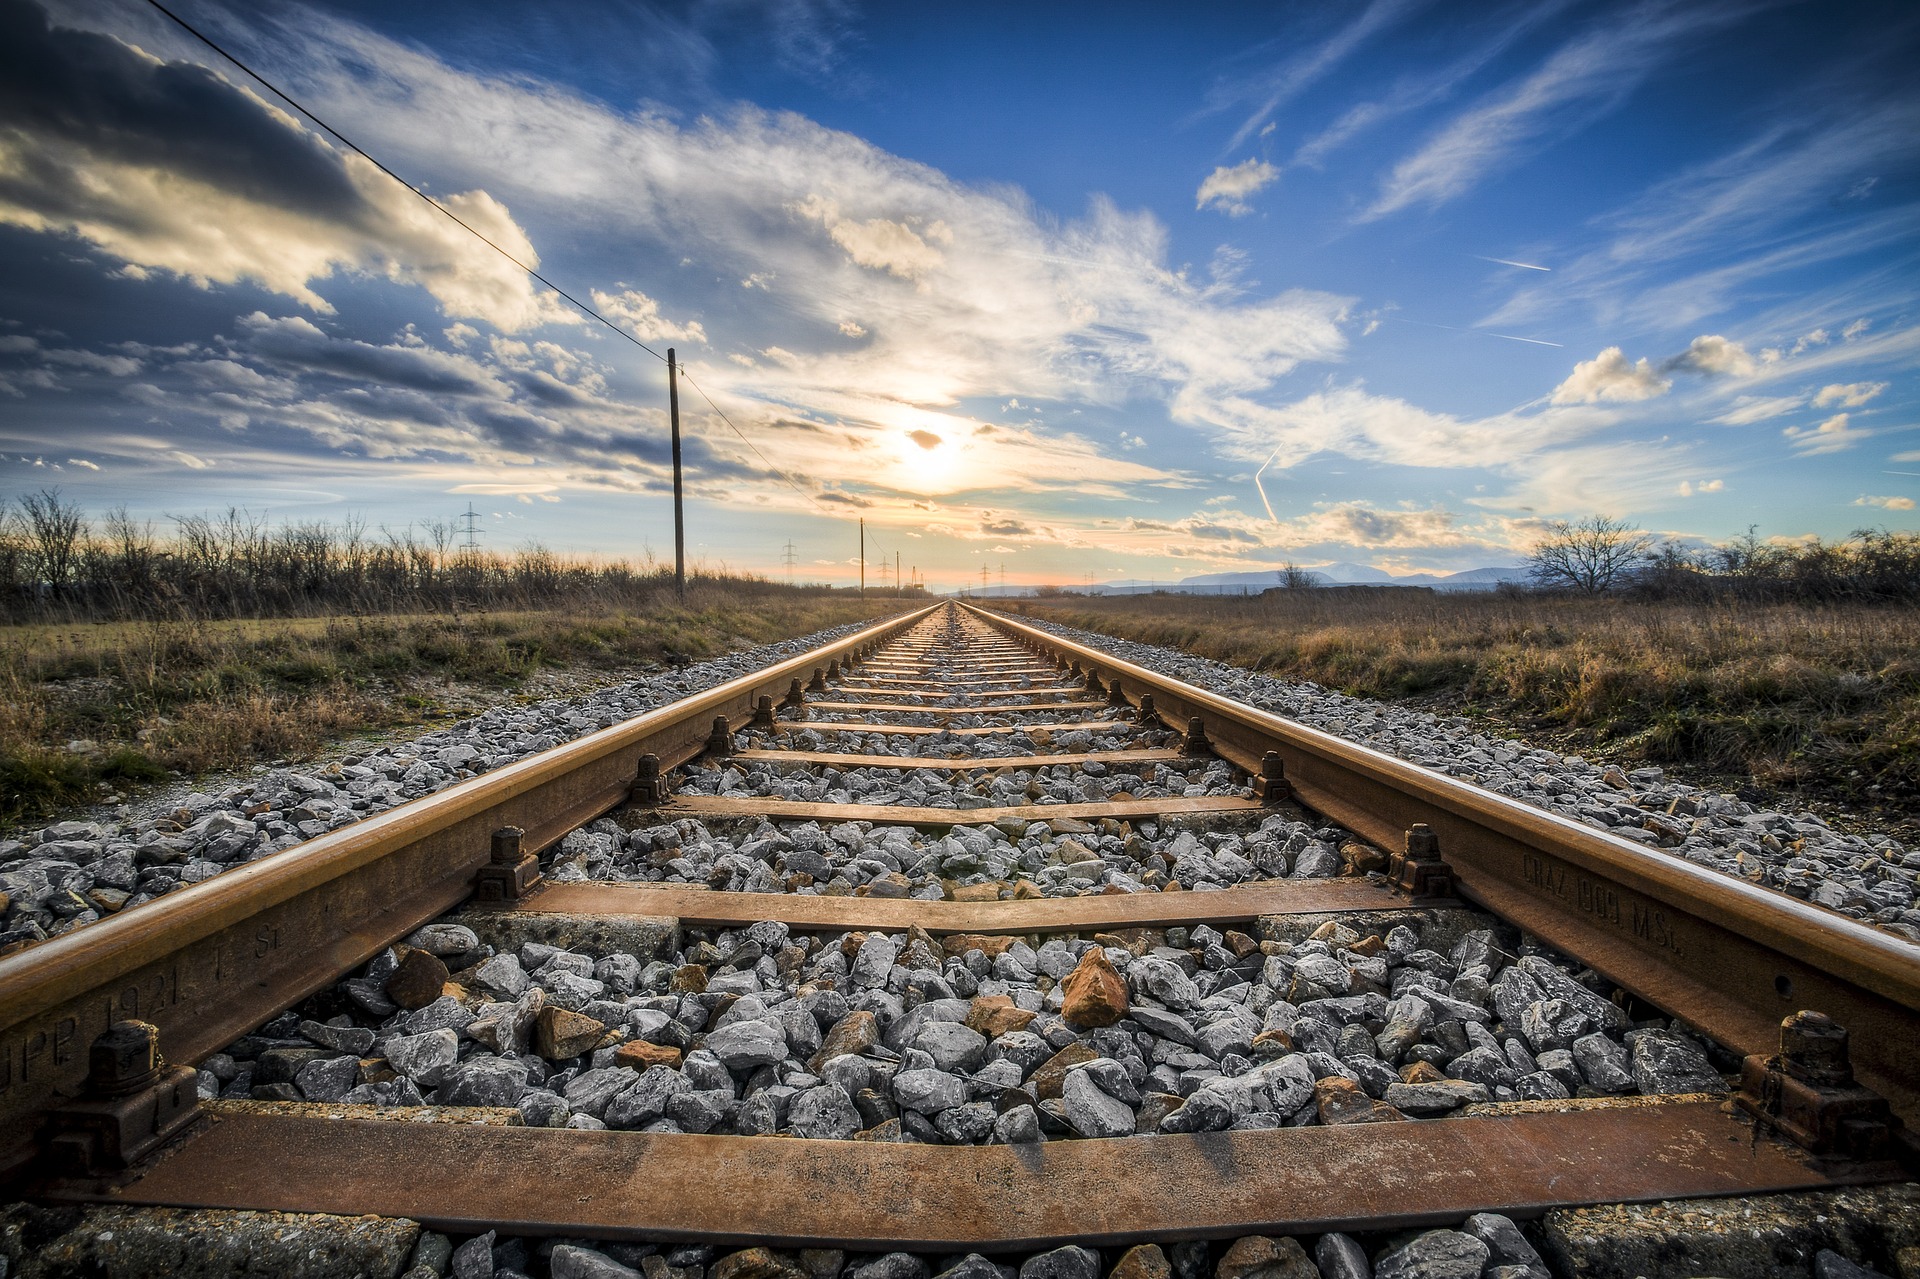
[[1004, 591, 1920, 834], [1, 588, 914, 825]]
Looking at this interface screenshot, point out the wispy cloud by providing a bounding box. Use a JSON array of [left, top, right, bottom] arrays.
[[1364, 0, 1754, 220], [1211, 0, 1430, 152]]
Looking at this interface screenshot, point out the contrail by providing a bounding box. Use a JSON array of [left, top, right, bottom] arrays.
[[1253, 446, 1285, 521], [1478, 256, 1551, 271], [1384, 316, 1562, 347]]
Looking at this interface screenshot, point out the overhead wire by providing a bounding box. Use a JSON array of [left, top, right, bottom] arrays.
[[141, 0, 857, 530]]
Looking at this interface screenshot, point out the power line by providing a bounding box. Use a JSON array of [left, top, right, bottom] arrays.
[[143, 0, 842, 524]]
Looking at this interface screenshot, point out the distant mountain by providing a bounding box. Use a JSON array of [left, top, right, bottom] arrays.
[[945, 563, 1529, 598]]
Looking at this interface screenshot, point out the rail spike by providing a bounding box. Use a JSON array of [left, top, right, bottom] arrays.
[[631, 752, 670, 806], [474, 824, 542, 902], [705, 715, 734, 758], [46, 1021, 202, 1175], [750, 695, 777, 729], [1258, 751, 1292, 803], [1735, 1011, 1898, 1162], [780, 678, 809, 720], [1183, 716, 1213, 756], [1388, 822, 1455, 899]]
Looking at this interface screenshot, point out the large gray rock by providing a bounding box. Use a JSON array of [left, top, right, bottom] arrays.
[[893, 1067, 967, 1114], [551, 1244, 644, 1279], [1019, 1246, 1099, 1279], [1629, 1030, 1723, 1095], [705, 1019, 790, 1072], [789, 1085, 862, 1139], [1062, 1069, 1135, 1138], [439, 1057, 529, 1107], [1374, 1230, 1490, 1279]]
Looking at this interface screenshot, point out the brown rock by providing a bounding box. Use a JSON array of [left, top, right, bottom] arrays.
[[669, 963, 709, 993], [1339, 842, 1388, 877], [616, 1040, 684, 1070], [358, 1058, 397, 1085], [942, 933, 1017, 958], [809, 1010, 880, 1073], [535, 1006, 606, 1060], [1110, 1244, 1171, 1279], [865, 871, 913, 898], [1223, 930, 1260, 958], [1347, 934, 1386, 958], [1250, 1028, 1295, 1059], [1399, 1060, 1447, 1085], [1314, 1076, 1405, 1125], [1160, 879, 1183, 892], [384, 947, 450, 1011], [1134, 1092, 1185, 1133], [711, 1247, 804, 1279], [1011, 880, 1044, 900], [1060, 948, 1130, 1029], [853, 1118, 908, 1142], [951, 881, 1004, 903], [961, 994, 1038, 1038], [1092, 929, 1154, 956], [1030, 1042, 1098, 1100], [1216, 1236, 1317, 1279], [87, 887, 130, 913], [1050, 817, 1097, 834]]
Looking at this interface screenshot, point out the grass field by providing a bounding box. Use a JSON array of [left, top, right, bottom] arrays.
[[1, 589, 915, 825], [1001, 590, 1920, 837]]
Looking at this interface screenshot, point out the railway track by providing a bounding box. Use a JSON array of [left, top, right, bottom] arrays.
[[2, 600, 1917, 1277]]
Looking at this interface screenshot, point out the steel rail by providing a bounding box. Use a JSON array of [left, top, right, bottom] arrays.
[[0, 604, 938, 1169], [966, 604, 1920, 1128]]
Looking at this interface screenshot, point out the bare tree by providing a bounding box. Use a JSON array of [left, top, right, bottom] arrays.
[[1277, 561, 1319, 590], [21, 487, 85, 591], [1526, 515, 1652, 595]]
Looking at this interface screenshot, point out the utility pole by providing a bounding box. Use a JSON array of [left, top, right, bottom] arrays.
[[896, 551, 901, 597], [782, 540, 796, 583], [981, 564, 989, 593], [458, 503, 483, 552], [999, 561, 1006, 594], [668, 348, 685, 600], [859, 518, 865, 598]]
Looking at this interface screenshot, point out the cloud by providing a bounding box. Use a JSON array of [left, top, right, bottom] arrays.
[[588, 287, 707, 344], [1551, 346, 1670, 404], [1855, 494, 1915, 511], [1813, 381, 1888, 408], [1712, 394, 1802, 426], [1676, 478, 1723, 497], [1195, 160, 1279, 216], [838, 320, 866, 338], [1784, 413, 1870, 455], [907, 430, 941, 449], [1212, 0, 1427, 150], [1364, 1, 1747, 220], [791, 195, 948, 280], [1660, 334, 1756, 378], [979, 516, 1035, 537], [0, 0, 566, 332], [1482, 98, 1920, 331]]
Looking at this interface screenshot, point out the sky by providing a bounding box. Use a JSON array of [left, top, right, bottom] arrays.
[[0, 0, 1916, 591]]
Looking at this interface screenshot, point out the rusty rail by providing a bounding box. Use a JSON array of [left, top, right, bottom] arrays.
[[0, 604, 937, 1170], [967, 604, 1920, 1131]]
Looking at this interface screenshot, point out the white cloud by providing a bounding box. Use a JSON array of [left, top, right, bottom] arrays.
[[1551, 346, 1670, 404], [1712, 394, 1802, 425], [1784, 413, 1870, 454], [1813, 381, 1888, 408], [1855, 494, 1915, 511], [0, 5, 566, 332], [1195, 160, 1280, 216], [588, 287, 707, 344], [1676, 478, 1724, 497], [838, 320, 867, 338], [1661, 334, 1756, 378]]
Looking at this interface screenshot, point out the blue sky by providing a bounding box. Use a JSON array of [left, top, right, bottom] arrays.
[[1, 0, 1915, 590]]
